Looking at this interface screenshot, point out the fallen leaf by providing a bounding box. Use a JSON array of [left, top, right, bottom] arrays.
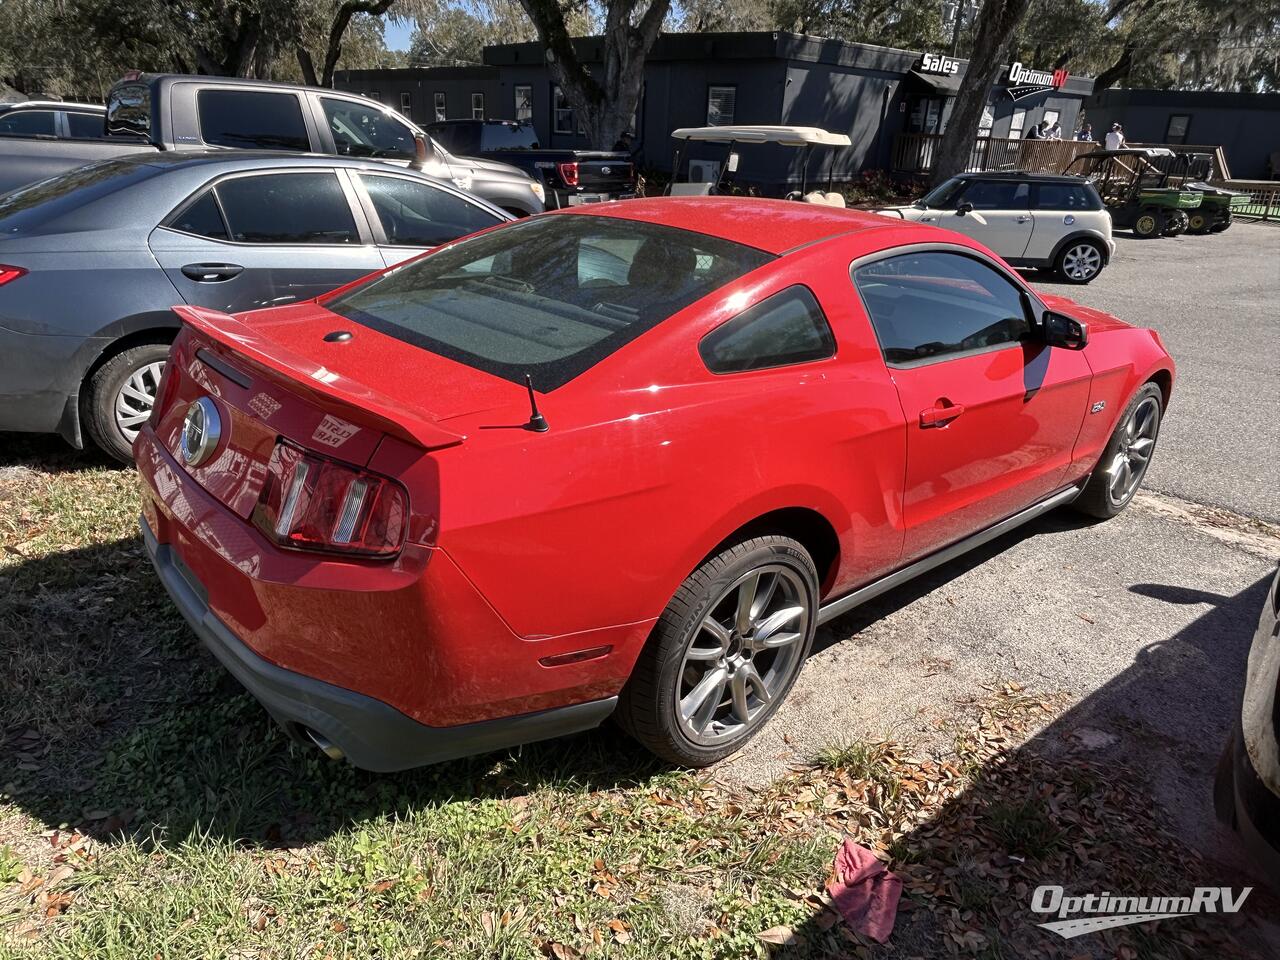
[[758, 925, 804, 946]]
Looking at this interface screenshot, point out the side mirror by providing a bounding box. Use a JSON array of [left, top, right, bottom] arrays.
[[1043, 310, 1088, 350], [412, 133, 430, 169], [956, 201, 973, 217]]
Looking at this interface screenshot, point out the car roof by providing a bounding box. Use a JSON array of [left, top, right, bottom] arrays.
[[548, 197, 915, 255], [954, 171, 1089, 184], [100, 150, 421, 175], [671, 125, 852, 147]]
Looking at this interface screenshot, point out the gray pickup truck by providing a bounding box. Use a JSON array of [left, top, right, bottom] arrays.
[[0, 74, 546, 215]]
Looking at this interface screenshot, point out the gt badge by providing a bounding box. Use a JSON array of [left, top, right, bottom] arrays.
[[1090, 401, 1107, 414]]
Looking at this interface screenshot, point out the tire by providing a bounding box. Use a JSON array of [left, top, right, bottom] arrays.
[[1132, 208, 1163, 238], [616, 535, 818, 766], [1054, 239, 1105, 284], [1186, 211, 1211, 234], [1211, 211, 1233, 233], [1162, 209, 1189, 236], [1073, 382, 1163, 520], [82, 342, 170, 465]]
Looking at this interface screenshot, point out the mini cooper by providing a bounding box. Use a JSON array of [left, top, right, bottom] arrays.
[[136, 199, 1173, 770]]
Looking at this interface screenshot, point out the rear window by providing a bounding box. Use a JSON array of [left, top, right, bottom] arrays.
[[480, 123, 538, 150], [326, 216, 773, 390], [0, 158, 158, 230], [107, 82, 151, 137], [1034, 182, 1101, 210], [197, 89, 309, 151]]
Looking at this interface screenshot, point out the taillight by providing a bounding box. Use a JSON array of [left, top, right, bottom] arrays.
[[252, 440, 408, 558], [558, 161, 579, 187], [0, 265, 26, 287]]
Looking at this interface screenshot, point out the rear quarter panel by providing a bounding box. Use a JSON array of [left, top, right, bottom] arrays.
[[409, 241, 907, 650]]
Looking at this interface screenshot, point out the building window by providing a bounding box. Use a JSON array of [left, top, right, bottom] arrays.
[[434, 92, 446, 121], [399, 92, 411, 117], [706, 85, 736, 126], [553, 85, 575, 135], [471, 93, 484, 120], [514, 84, 532, 122], [368, 90, 381, 103], [977, 105, 994, 138], [1008, 108, 1026, 139], [1165, 114, 1190, 144]]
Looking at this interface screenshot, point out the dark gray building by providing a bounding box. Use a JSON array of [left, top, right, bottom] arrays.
[[336, 31, 1095, 188], [1088, 88, 1280, 180]]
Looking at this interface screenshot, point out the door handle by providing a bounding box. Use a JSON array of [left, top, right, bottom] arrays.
[[1016, 215, 1031, 223], [920, 400, 965, 428], [181, 263, 244, 282]]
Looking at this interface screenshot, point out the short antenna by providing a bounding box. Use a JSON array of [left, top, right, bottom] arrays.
[[524, 373, 549, 432]]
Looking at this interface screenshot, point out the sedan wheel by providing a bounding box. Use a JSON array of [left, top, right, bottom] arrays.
[[617, 535, 818, 766], [115, 361, 166, 444], [1074, 383, 1163, 519], [1057, 242, 1103, 284], [676, 565, 809, 746], [83, 341, 173, 465]]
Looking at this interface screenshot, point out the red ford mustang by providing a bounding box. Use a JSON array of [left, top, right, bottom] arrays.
[[135, 199, 1174, 770]]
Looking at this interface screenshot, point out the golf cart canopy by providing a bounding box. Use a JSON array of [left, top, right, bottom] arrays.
[[671, 125, 852, 148]]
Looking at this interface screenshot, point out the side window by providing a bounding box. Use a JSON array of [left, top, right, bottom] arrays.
[[197, 90, 309, 151], [961, 180, 1030, 210], [66, 112, 107, 139], [1034, 183, 1095, 210], [214, 173, 358, 244], [168, 190, 229, 240], [0, 110, 56, 136], [359, 174, 501, 246], [853, 252, 1031, 365], [700, 286, 835, 374], [322, 97, 415, 160]]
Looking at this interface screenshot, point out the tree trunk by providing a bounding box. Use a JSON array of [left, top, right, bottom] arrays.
[[517, 0, 672, 150], [297, 47, 319, 87], [1092, 42, 1136, 91], [928, 0, 1034, 187], [313, 0, 397, 88]]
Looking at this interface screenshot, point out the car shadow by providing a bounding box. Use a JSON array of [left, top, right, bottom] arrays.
[[0, 535, 666, 849], [789, 570, 1277, 958], [0, 432, 120, 474]]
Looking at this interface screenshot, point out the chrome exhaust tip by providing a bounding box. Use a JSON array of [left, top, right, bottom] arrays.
[[305, 727, 345, 761]]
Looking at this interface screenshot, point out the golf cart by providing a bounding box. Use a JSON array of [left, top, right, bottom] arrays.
[[1064, 147, 1202, 238], [665, 125, 853, 205]]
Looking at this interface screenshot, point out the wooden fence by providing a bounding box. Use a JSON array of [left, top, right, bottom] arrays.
[[1210, 179, 1280, 220], [891, 133, 1233, 181]]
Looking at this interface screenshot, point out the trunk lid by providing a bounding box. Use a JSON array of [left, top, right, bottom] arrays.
[[156, 302, 514, 518]]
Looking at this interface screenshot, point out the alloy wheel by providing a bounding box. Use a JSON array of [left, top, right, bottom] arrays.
[[676, 564, 810, 746], [114, 360, 165, 443], [1106, 395, 1160, 505], [1062, 244, 1102, 281]]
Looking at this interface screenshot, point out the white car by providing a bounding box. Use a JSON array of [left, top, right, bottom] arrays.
[[879, 172, 1114, 284]]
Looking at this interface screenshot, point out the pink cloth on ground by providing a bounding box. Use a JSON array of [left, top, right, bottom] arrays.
[[824, 838, 902, 943]]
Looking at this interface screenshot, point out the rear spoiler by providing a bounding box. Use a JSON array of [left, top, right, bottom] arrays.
[[171, 305, 464, 452]]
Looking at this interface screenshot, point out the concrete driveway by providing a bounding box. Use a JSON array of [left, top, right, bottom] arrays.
[[723, 222, 1280, 937]]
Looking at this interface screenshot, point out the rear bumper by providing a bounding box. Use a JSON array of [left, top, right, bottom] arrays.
[[142, 516, 616, 771]]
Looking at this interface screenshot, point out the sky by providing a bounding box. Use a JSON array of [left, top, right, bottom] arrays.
[[384, 18, 415, 52]]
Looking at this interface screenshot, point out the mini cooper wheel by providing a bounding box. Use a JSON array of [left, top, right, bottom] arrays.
[[618, 535, 818, 766], [1074, 382, 1163, 520], [1055, 240, 1104, 284], [1132, 209, 1162, 238], [83, 342, 170, 465]]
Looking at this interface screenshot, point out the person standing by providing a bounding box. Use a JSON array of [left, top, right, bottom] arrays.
[[1105, 122, 1126, 151], [1024, 121, 1044, 140], [1047, 120, 1062, 140], [1075, 121, 1094, 142]]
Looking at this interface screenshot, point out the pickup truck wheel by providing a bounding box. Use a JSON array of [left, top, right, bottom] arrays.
[[1055, 240, 1104, 284], [1074, 383, 1163, 520], [83, 342, 170, 465], [617, 536, 817, 766]]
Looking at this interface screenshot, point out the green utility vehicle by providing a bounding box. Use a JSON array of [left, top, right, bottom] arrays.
[[1147, 150, 1250, 234], [1065, 148, 1202, 238]]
